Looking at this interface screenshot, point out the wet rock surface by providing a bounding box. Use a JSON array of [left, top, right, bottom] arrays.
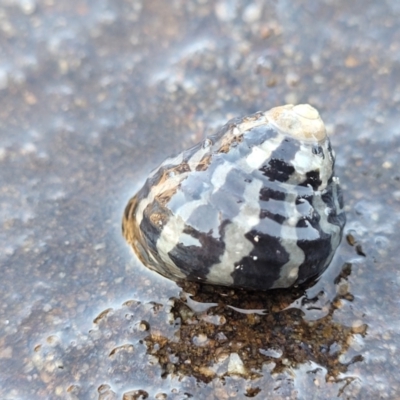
[[1, 0, 400, 399]]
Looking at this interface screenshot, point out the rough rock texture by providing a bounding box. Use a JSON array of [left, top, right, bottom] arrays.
[[1, 0, 400, 399]]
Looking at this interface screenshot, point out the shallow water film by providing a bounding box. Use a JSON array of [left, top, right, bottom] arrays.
[[1, 0, 400, 399]]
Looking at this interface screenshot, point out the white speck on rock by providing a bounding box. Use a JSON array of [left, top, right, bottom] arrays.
[[43, 304, 52, 312], [227, 353, 246, 375], [259, 347, 282, 359], [193, 333, 208, 346], [0, 68, 8, 90], [243, 3, 262, 23], [215, 1, 236, 21], [393, 190, 400, 201], [18, 0, 37, 15]]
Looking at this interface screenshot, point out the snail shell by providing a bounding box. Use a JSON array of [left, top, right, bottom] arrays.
[[123, 104, 345, 291]]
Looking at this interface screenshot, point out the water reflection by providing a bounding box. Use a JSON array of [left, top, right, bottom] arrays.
[[144, 262, 366, 385], [31, 257, 366, 399]]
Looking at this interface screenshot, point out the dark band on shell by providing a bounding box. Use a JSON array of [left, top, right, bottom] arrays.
[[122, 104, 345, 291]]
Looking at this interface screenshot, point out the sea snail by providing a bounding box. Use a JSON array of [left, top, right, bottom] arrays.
[[122, 104, 345, 291]]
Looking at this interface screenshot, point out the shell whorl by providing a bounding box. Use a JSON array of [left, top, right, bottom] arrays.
[[266, 104, 326, 141], [122, 104, 345, 291]]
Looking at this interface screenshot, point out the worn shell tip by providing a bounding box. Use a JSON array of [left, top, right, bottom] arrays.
[[265, 104, 326, 142]]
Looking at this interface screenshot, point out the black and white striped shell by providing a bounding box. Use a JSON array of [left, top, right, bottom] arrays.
[[122, 104, 345, 291]]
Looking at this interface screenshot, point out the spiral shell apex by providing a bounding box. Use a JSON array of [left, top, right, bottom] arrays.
[[122, 104, 345, 291]]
